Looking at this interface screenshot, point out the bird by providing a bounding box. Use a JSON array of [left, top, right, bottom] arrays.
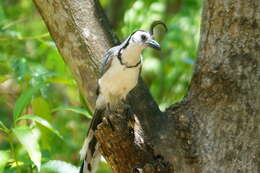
[[79, 21, 167, 173]]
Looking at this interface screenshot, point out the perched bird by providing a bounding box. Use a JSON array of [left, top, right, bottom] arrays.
[[79, 21, 167, 173]]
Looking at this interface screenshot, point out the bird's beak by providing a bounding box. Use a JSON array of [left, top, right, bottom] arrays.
[[145, 39, 160, 50]]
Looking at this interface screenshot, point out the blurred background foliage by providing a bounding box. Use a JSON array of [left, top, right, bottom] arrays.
[[0, 0, 202, 172]]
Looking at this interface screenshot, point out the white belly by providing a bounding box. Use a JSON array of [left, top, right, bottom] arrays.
[[98, 58, 140, 104]]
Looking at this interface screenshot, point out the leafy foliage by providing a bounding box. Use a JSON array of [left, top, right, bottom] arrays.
[[0, 150, 10, 173], [16, 115, 63, 140], [0, 0, 201, 172], [13, 83, 45, 121], [13, 126, 41, 171]]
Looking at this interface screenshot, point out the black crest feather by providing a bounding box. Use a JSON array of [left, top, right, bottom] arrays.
[[150, 21, 168, 35]]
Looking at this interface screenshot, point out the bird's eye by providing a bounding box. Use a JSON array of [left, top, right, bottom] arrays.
[[141, 34, 147, 41]]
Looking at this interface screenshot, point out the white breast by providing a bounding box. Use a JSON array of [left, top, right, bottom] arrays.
[[98, 57, 140, 104]]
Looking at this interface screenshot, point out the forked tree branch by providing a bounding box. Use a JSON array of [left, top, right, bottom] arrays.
[[33, 0, 259, 173], [33, 0, 185, 172]]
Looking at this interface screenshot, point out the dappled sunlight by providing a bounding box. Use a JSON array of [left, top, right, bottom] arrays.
[[0, 0, 201, 172]]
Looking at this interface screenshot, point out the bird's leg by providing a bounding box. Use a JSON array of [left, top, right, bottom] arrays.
[[103, 100, 130, 131], [104, 116, 115, 131], [107, 102, 120, 114], [121, 98, 128, 105], [107, 103, 112, 113], [121, 98, 131, 113], [104, 103, 115, 131]]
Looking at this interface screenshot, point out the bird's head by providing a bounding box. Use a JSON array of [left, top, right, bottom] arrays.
[[129, 21, 167, 51]]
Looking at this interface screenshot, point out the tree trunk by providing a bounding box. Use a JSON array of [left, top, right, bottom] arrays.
[[33, 0, 259, 173]]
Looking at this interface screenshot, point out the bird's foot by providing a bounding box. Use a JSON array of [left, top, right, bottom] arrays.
[[107, 105, 119, 114], [103, 116, 115, 131]]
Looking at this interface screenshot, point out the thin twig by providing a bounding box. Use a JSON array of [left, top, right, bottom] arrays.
[[1, 18, 27, 30]]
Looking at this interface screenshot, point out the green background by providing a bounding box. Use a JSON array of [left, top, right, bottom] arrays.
[[0, 0, 202, 172]]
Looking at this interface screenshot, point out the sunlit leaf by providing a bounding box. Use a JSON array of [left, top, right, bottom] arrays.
[[98, 158, 112, 173], [52, 106, 92, 119], [9, 161, 24, 168], [16, 115, 63, 139], [32, 97, 53, 149], [41, 160, 78, 173], [32, 97, 51, 121], [0, 150, 10, 173], [0, 76, 8, 83], [13, 83, 45, 121], [12, 126, 41, 171], [46, 77, 75, 86]]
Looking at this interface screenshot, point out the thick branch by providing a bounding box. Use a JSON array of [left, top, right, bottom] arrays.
[[33, 0, 180, 172], [34, 0, 259, 173], [33, 0, 116, 111]]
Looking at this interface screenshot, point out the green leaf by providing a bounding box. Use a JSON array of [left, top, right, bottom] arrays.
[[12, 126, 41, 171], [41, 160, 78, 173], [13, 83, 45, 121], [52, 106, 92, 119], [0, 121, 9, 133], [16, 115, 63, 139], [46, 76, 75, 86], [0, 121, 7, 129], [32, 97, 52, 121], [31, 97, 54, 149], [0, 150, 10, 173], [0, 76, 8, 83]]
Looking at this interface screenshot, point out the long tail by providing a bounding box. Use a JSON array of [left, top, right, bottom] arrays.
[[79, 108, 104, 173]]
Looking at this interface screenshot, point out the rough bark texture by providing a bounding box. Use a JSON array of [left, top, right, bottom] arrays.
[[187, 1, 259, 172], [33, 0, 259, 173], [33, 0, 119, 111]]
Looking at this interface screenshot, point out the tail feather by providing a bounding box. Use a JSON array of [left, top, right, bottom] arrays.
[[79, 161, 84, 173], [79, 146, 101, 173], [79, 108, 104, 173]]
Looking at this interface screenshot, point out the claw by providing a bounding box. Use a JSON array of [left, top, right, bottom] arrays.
[[104, 116, 115, 131]]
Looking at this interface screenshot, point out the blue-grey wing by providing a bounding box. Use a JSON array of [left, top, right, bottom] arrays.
[[96, 46, 120, 96], [99, 46, 119, 77]]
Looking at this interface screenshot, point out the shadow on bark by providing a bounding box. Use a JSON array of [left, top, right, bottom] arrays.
[[33, 0, 259, 172]]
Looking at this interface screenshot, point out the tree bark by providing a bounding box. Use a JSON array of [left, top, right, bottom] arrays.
[[33, 0, 259, 173]]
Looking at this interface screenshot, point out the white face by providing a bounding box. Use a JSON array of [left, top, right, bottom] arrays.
[[130, 30, 160, 50], [131, 30, 152, 46]]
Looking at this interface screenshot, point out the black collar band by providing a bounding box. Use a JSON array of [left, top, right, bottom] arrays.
[[117, 32, 142, 69], [118, 55, 141, 68]]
